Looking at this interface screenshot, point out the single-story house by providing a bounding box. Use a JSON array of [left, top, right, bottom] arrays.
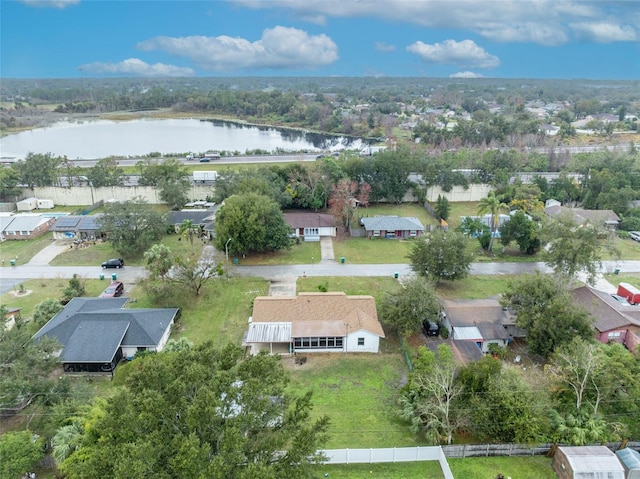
[[360, 215, 425, 239], [50, 214, 104, 240], [553, 446, 625, 479], [33, 297, 180, 374], [570, 286, 640, 353], [545, 201, 621, 228], [424, 339, 483, 364], [284, 212, 337, 242], [439, 298, 512, 353], [244, 292, 385, 355], [0, 215, 16, 241], [168, 205, 218, 239], [1, 215, 55, 240]]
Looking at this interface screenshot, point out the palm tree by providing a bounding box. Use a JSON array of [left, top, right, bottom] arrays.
[[477, 191, 506, 252], [52, 423, 82, 465], [178, 219, 200, 252]]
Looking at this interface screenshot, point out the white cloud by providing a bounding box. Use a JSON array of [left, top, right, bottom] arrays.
[[230, 0, 639, 45], [137, 27, 338, 72], [407, 39, 499, 69], [19, 0, 79, 7], [450, 71, 484, 79], [570, 22, 637, 42], [375, 42, 395, 52], [78, 58, 195, 77]]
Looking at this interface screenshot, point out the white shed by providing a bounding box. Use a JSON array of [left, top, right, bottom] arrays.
[[553, 446, 625, 479], [37, 199, 55, 209], [616, 448, 640, 479], [16, 197, 38, 211]]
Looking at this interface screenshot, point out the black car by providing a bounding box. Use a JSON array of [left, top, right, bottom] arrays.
[[422, 319, 440, 337], [102, 258, 124, 269]]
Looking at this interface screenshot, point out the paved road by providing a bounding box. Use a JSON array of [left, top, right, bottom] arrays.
[[2, 260, 639, 290]]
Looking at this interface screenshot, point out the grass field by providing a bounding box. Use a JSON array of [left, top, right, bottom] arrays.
[[236, 239, 321, 265], [312, 456, 555, 479], [0, 232, 56, 266]]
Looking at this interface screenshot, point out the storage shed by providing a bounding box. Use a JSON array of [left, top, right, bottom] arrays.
[[553, 446, 625, 479], [616, 448, 640, 479], [37, 198, 54, 209], [16, 197, 38, 211]]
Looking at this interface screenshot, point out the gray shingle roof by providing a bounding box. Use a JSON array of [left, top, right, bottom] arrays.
[[361, 216, 424, 232], [3, 216, 51, 231], [33, 297, 178, 363]]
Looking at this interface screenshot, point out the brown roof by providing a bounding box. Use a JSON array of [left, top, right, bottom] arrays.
[[284, 213, 336, 229], [570, 286, 640, 332], [440, 298, 511, 341], [251, 292, 384, 338]]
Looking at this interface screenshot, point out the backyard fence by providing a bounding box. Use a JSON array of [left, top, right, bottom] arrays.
[[321, 446, 454, 479], [348, 226, 366, 237], [441, 441, 640, 459]]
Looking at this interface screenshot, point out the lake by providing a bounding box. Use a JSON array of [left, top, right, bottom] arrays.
[[0, 118, 366, 160]]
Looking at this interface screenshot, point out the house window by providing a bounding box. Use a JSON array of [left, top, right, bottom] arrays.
[[608, 331, 622, 338], [410, 230, 417, 237], [294, 336, 343, 349], [357, 337, 365, 346], [373, 230, 380, 237], [21, 231, 29, 235], [304, 227, 319, 236]]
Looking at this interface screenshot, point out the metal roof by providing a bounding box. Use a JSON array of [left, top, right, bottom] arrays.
[[452, 326, 482, 341], [361, 216, 425, 232], [246, 322, 292, 343]]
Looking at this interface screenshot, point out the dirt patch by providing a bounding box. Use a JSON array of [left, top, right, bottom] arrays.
[[8, 289, 33, 297]]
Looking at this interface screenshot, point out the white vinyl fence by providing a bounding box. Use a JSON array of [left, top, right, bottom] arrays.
[[320, 446, 454, 479]]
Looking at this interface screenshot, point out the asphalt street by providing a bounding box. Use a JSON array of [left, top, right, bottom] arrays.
[[2, 261, 640, 294]]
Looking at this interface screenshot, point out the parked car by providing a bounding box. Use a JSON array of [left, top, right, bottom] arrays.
[[422, 318, 440, 337], [199, 157, 210, 162], [100, 281, 124, 298], [629, 231, 640, 242], [102, 258, 124, 269]]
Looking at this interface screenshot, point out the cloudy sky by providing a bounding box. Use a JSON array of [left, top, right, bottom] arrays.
[[2, 0, 639, 79]]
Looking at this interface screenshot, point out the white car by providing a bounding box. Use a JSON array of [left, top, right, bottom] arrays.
[[629, 231, 640, 242]]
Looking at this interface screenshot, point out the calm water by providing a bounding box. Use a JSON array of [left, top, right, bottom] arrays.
[[0, 118, 365, 159]]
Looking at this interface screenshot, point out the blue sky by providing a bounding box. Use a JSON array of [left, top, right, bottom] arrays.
[[1, 0, 639, 79]]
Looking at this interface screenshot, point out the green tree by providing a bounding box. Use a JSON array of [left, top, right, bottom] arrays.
[[86, 157, 125, 187], [62, 273, 86, 304], [469, 368, 546, 443], [0, 166, 23, 200], [97, 198, 166, 257], [12, 152, 61, 188], [144, 243, 174, 281], [435, 195, 450, 220], [501, 273, 594, 358], [408, 229, 474, 283], [159, 176, 190, 210], [399, 344, 463, 445], [59, 343, 329, 479], [499, 210, 541, 254], [178, 218, 201, 252], [52, 423, 83, 465], [541, 213, 616, 284], [379, 276, 441, 335], [33, 298, 64, 326], [0, 430, 45, 479], [214, 193, 291, 256], [137, 157, 189, 186], [0, 326, 60, 412], [171, 248, 221, 296], [477, 191, 506, 252]]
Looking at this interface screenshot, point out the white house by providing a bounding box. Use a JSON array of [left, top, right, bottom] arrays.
[[244, 292, 385, 355]]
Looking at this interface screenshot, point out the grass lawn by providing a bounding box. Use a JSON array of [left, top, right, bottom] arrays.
[[603, 272, 640, 287], [0, 278, 107, 319], [236, 240, 321, 265], [129, 276, 269, 347], [434, 275, 519, 300], [285, 354, 422, 449], [333, 237, 415, 264], [448, 456, 555, 479], [0, 232, 56, 266], [313, 461, 444, 478]]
